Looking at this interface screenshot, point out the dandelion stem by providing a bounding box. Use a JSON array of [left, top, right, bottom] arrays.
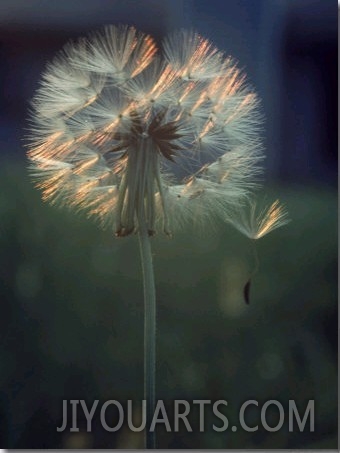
[[138, 213, 156, 449]]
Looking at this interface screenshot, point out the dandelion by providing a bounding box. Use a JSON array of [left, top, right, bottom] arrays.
[[26, 25, 289, 448]]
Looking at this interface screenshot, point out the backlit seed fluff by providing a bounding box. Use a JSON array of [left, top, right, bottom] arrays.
[[27, 25, 289, 237]]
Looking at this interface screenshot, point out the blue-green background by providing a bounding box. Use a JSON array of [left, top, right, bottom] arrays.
[[0, 0, 337, 448]]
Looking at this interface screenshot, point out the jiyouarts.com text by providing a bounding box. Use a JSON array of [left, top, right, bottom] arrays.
[[57, 399, 314, 433]]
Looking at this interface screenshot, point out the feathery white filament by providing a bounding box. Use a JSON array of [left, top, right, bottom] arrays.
[[228, 200, 290, 239]]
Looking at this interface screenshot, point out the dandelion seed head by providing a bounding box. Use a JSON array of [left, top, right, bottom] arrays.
[[27, 25, 287, 237]]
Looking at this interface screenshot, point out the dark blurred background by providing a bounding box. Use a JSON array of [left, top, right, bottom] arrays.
[[0, 0, 337, 449]]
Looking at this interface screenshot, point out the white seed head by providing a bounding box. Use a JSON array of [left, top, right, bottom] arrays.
[[27, 25, 288, 238]]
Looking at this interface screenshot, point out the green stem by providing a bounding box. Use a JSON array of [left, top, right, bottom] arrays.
[[138, 217, 156, 449]]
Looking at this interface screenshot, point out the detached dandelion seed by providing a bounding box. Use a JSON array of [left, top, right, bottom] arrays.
[[26, 25, 289, 448], [228, 199, 290, 305]]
